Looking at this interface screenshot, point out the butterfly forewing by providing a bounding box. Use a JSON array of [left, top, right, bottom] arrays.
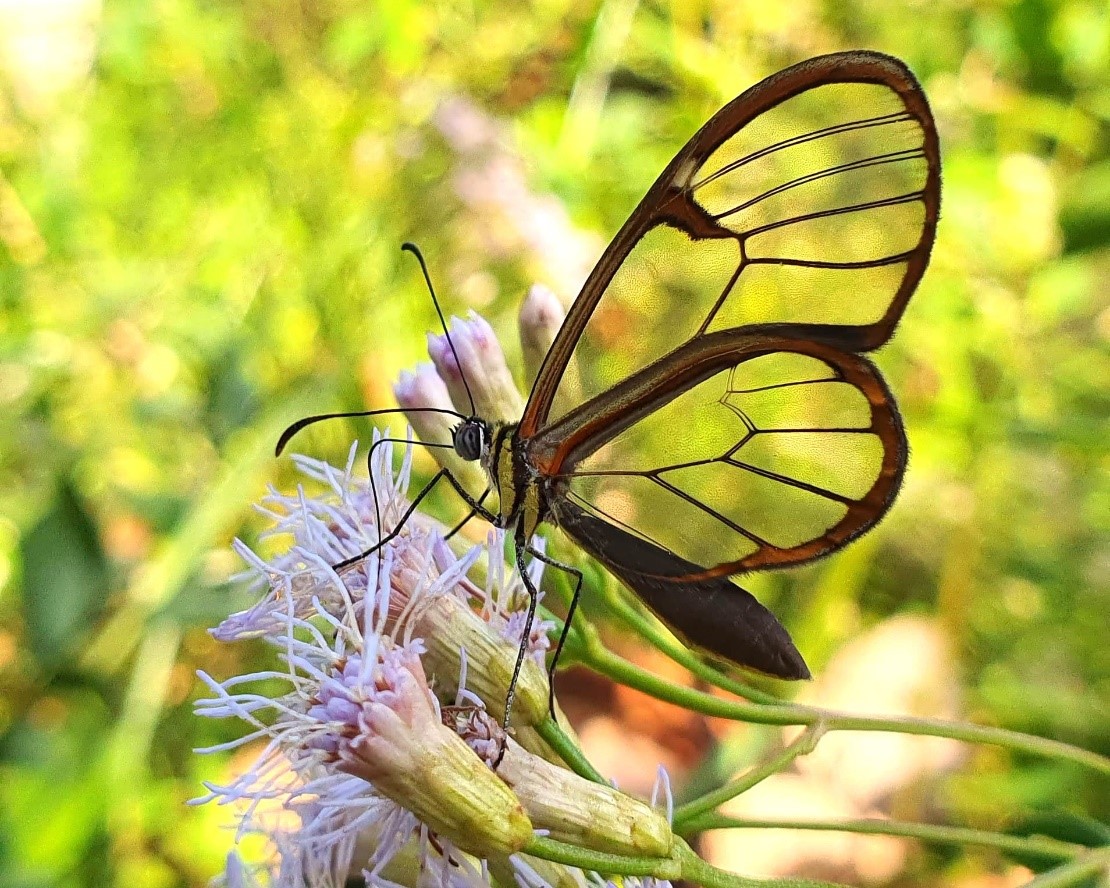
[[521, 52, 939, 437]]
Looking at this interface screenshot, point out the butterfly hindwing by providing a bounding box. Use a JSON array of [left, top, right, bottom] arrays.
[[555, 498, 810, 679], [533, 335, 904, 577]]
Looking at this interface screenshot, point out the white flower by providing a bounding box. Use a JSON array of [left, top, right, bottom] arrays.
[[194, 437, 537, 883]]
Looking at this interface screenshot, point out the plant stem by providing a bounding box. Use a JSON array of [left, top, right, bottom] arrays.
[[1023, 847, 1110, 888], [673, 724, 825, 829], [672, 837, 850, 888], [535, 717, 605, 783], [594, 584, 782, 705], [680, 815, 1086, 863], [581, 642, 1110, 775], [524, 835, 852, 888], [523, 835, 680, 880]]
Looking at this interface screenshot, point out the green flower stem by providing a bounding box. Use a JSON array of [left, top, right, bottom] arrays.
[[535, 717, 606, 783], [672, 837, 850, 888], [523, 835, 850, 888], [672, 724, 825, 829], [679, 815, 1086, 863], [580, 640, 1110, 775], [539, 544, 780, 706], [524, 835, 680, 880], [1023, 847, 1110, 888]]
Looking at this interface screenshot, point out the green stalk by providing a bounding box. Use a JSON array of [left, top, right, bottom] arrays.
[[1023, 848, 1110, 888], [536, 717, 606, 783], [579, 639, 1110, 775], [672, 838, 850, 888], [672, 724, 825, 829], [679, 815, 1086, 863], [593, 583, 782, 705]]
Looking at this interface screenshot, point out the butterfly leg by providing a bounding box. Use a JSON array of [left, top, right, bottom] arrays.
[[523, 543, 583, 722], [444, 487, 492, 540], [440, 471, 501, 525], [334, 466, 500, 577], [488, 530, 538, 768], [363, 434, 427, 555], [333, 466, 452, 571]]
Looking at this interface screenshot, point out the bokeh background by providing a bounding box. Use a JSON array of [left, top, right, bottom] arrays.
[[1, 0, 1107, 885]]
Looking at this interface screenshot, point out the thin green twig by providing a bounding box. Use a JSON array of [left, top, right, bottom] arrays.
[[1023, 847, 1110, 888], [672, 837, 850, 888], [593, 585, 782, 705], [679, 815, 1087, 863], [579, 639, 1110, 775], [535, 717, 606, 783], [523, 835, 680, 880], [523, 835, 852, 888], [673, 723, 826, 829]]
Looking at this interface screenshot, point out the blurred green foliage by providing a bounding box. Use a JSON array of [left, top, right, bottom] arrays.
[[0, 0, 1106, 886]]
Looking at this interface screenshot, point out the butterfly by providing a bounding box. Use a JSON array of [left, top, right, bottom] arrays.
[[280, 50, 940, 725]]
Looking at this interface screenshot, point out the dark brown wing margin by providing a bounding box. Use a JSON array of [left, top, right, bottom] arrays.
[[519, 50, 939, 439]]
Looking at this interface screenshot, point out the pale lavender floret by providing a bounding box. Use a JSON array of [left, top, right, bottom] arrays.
[[196, 436, 555, 882], [200, 395, 671, 884], [427, 311, 524, 421], [393, 362, 454, 417], [477, 530, 556, 667]]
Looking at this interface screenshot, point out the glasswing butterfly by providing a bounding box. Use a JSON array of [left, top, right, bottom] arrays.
[[279, 50, 940, 730]]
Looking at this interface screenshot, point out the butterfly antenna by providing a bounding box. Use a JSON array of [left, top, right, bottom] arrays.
[[401, 242, 477, 417], [275, 406, 466, 456]]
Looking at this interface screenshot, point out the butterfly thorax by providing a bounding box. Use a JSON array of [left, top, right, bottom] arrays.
[[482, 421, 548, 537]]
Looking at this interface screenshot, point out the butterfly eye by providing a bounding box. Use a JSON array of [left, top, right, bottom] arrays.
[[453, 420, 485, 462]]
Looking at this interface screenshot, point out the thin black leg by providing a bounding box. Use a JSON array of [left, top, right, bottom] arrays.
[[440, 471, 501, 526], [524, 543, 583, 721], [335, 444, 499, 574], [445, 487, 492, 539], [334, 467, 449, 572], [363, 435, 422, 551], [492, 529, 541, 768]]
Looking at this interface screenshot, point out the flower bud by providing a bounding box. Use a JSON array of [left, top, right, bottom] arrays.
[[498, 736, 672, 858], [452, 709, 672, 858], [336, 649, 533, 859], [427, 312, 524, 423], [393, 363, 489, 497], [518, 283, 564, 384], [517, 285, 583, 403], [417, 592, 550, 727]]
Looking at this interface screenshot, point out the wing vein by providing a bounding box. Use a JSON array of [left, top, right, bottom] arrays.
[[722, 457, 856, 504], [740, 190, 925, 239], [713, 148, 926, 223], [692, 111, 916, 191], [651, 474, 774, 548], [748, 250, 917, 270]]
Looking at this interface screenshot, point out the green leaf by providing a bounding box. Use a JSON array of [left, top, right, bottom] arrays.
[[20, 480, 110, 667], [1006, 810, 1110, 880]]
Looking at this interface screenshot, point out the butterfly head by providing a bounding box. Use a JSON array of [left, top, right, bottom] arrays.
[[452, 417, 491, 462]]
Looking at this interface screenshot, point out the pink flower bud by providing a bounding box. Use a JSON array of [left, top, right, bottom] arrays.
[[427, 312, 524, 423]]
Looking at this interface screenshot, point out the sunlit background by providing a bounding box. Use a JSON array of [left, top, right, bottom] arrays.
[[1, 0, 1107, 885]]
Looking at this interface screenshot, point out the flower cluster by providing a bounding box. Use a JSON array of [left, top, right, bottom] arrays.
[[194, 304, 674, 886]]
